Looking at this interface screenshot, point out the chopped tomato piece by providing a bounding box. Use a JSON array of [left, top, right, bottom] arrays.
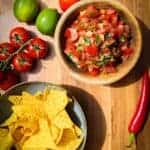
[[104, 64, 116, 73], [85, 45, 99, 56], [88, 67, 100, 76], [106, 8, 116, 15], [110, 14, 118, 26], [86, 5, 99, 17], [117, 24, 124, 36], [122, 48, 133, 56], [65, 28, 78, 42]]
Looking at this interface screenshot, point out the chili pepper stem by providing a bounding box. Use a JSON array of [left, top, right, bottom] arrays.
[[126, 133, 136, 148]]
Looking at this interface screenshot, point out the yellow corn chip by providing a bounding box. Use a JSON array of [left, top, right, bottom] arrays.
[[53, 110, 73, 129], [44, 90, 69, 119], [9, 96, 22, 105], [50, 125, 63, 145], [56, 128, 83, 150], [23, 119, 56, 149]]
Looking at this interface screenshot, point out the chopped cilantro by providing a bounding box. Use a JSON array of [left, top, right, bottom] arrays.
[[77, 44, 83, 52], [96, 54, 115, 66], [95, 35, 102, 46], [119, 35, 126, 43], [84, 37, 91, 45]]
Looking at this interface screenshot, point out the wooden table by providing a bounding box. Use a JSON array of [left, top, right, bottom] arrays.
[[0, 0, 150, 150]]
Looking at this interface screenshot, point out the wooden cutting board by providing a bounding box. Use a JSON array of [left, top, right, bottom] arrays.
[[0, 0, 150, 150]]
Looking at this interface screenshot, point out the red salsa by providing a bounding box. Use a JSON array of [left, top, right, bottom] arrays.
[[64, 5, 133, 76]]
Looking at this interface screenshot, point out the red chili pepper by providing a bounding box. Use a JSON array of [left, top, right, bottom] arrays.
[[128, 70, 150, 146]]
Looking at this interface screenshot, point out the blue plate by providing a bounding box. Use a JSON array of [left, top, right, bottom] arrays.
[[4, 81, 87, 150]]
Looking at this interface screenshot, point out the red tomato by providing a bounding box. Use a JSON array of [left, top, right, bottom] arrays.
[[59, 0, 79, 11], [110, 14, 118, 26], [10, 27, 31, 48], [122, 47, 133, 56], [88, 67, 100, 76], [65, 42, 81, 59], [0, 43, 16, 61], [116, 24, 124, 36], [25, 38, 48, 59], [85, 5, 99, 18], [12, 53, 33, 72], [0, 71, 5, 81], [0, 71, 19, 90], [106, 8, 116, 15], [85, 45, 99, 56], [64, 28, 78, 42], [104, 64, 116, 73]]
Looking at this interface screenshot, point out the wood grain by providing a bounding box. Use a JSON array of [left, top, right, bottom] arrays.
[[0, 0, 150, 150]]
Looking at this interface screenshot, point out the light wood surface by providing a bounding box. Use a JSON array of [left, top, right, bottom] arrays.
[[0, 0, 150, 150]]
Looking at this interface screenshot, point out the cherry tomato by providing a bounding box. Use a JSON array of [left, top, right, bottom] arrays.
[[12, 53, 33, 72], [0, 43, 16, 61], [25, 38, 48, 59], [10, 27, 31, 48], [85, 45, 99, 57], [88, 67, 100, 76], [59, 0, 79, 11], [0, 71, 19, 90]]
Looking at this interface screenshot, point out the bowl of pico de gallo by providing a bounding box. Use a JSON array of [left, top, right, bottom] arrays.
[[55, 0, 142, 84]]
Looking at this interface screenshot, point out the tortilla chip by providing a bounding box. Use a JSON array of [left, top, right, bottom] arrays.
[[0, 133, 14, 150], [50, 125, 63, 145], [23, 119, 56, 149], [53, 110, 73, 129], [56, 128, 83, 150], [9, 96, 22, 105], [44, 90, 69, 119], [0, 128, 9, 138]]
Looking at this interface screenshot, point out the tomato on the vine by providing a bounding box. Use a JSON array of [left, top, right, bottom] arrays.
[[25, 37, 48, 59], [0, 42, 16, 61], [9, 27, 31, 48], [12, 53, 33, 72]]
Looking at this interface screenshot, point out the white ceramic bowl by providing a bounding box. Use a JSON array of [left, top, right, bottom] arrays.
[[55, 0, 142, 85]]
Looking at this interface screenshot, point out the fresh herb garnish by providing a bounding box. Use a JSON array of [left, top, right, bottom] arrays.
[[96, 54, 115, 66], [119, 35, 126, 43], [77, 44, 83, 52], [95, 35, 102, 46], [84, 37, 91, 45]]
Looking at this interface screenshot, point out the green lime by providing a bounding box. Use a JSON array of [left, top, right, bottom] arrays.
[[36, 8, 60, 35], [13, 0, 39, 22]]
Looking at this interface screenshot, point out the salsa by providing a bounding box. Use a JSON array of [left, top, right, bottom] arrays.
[[64, 5, 133, 76]]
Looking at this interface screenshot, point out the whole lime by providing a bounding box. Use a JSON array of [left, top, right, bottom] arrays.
[[13, 0, 39, 22], [36, 8, 60, 35]]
